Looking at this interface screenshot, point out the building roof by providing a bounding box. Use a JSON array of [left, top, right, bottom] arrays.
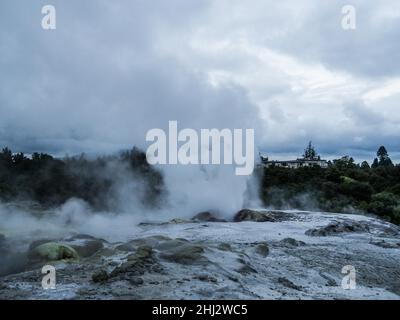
[[262, 158, 327, 163]]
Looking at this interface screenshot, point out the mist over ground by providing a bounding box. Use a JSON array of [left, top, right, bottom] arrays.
[[0, 150, 261, 242]]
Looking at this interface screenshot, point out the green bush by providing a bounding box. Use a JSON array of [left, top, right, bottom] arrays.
[[367, 192, 399, 223], [340, 179, 373, 202]]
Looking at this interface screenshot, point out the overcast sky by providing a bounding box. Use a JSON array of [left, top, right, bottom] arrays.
[[1, 0, 399, 163]]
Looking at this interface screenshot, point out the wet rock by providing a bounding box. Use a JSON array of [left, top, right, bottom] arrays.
[[192, 212, 226, 222], [64, 234, 105, 258], [234, 209, 274, 222], [135, 245, 153, 259], [325, 278, 337, 287], [369, 223, 400, 237], [112, 260, 150, 279], [110, 261, 138, 278], [319, 273, 337, 287], [127, 245, 153, 261], [255, 242, 269, 257], [110, 245, 157, 279], [96, 248, 117, 257], [139, 219, 190, 226], [75, 287, 97, 298], [92, 269, 109, 283], [233, 209, 294, 223], [236, 257, 258, 274], [305, 220, 370, 237], [116, 236, 170, 252], [237, 261, 257, 274], [278, 277, 302, 291], [138, 221, 161, 227], [28, 242, 79, 262], [194, 274, 218, 283], [127, 276, 144, 286], [115, 243, 136, 252], [280, 238, 306, 247], [159, 244, 208, 265], [70, 240, 104, 258], [150, 265, 164, 273], [168, 218, 190, 224], [370, 240, 400, 249], [155, 239, 188, 251], [218, 243, 232, 251], [111, 288, 141, 299]]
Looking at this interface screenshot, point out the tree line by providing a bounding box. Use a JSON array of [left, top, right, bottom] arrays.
[[0, 147, 165, 210]]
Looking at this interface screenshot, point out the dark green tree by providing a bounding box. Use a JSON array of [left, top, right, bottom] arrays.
[[333, 156, 356, 170], [0, 147, 12, 163], [361, 161, 370, 169], [377, 146, 393, 167], [303, 141, 318, 160], [372, 158, 379, 168]]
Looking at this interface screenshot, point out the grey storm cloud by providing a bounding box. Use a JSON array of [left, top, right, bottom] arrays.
[[0, 0, 263, 155], [267, 0, 400, 78], [0, 0, 399, 161]]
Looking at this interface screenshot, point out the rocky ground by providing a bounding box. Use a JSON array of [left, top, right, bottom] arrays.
[[1, 209, 400, 300]]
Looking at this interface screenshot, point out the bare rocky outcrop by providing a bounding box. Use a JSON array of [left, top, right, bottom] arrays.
[[280, 238, 306, 247], [234, 209, 275, 222], [370, 239, 400, 249], [305, 220, 371, 236], [233, 209, 294, 222], [304, 218, 400, 238], [191, 211, 226, 222]]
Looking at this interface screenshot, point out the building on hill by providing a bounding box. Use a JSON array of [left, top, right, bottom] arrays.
[[259, 142, 329, 169], [259, 156, 329, 169]]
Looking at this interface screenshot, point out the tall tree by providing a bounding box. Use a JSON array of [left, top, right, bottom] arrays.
[[376, 146, 393, 167], [303, 141, 318, 160], [361, 161, 370, 169], [371, 158, 379, 168]]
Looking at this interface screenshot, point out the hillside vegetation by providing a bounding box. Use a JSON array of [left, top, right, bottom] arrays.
[[259, 146, 400, 224]]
